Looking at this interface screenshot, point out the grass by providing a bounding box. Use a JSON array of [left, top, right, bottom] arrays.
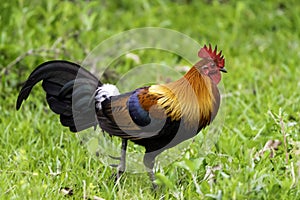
[[1, 0, 300, 199]]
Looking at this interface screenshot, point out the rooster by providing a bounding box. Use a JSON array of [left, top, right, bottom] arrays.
[[16, 44, 226, 188]]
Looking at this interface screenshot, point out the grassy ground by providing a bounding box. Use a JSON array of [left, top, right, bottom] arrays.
[[1, 0, 300, 199]]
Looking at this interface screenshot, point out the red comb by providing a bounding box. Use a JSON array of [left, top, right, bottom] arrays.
[[198, 44, 225, 68]]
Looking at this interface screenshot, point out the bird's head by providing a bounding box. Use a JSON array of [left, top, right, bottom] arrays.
[[196, 44, 226, 85]]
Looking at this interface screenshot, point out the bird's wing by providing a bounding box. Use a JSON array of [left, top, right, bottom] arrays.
[[97, 87, 170, 140]]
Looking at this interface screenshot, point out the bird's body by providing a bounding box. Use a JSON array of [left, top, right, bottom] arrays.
[[16, 45, 226, 187], [97, 64, 219, 151]]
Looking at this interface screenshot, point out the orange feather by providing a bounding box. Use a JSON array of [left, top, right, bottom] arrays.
[[137, 88, 158, 111], [147, 65, 218, 128]]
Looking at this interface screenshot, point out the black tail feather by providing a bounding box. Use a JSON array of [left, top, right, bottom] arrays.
[[16, 60, 102, 132]]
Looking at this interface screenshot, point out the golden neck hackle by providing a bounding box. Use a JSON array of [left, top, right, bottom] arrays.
[[149, 66, 214, 127]]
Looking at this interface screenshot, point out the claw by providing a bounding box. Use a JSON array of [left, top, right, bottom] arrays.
[[116, 168, 124, 180], [109, 155, 121, 160], [110, 164, 119, 168]]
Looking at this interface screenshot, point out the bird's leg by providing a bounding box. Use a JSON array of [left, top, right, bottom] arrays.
[[108, 139, 128, 177], [116, 139, 127, 180], [143, 153, 158, 190], [148, 169, 157, 190]]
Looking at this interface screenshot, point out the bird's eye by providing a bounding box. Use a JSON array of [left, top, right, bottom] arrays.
[[202, 65, 209, 70], [210, 62, 216, 67]]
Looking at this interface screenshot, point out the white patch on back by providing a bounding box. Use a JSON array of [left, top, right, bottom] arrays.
[[95, 84, 120, 110]]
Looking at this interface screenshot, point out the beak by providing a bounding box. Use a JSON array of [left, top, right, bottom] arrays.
[[220, 68, 227, 73]]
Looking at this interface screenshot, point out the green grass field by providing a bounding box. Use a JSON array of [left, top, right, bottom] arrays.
[[1, 0, 300, 199]]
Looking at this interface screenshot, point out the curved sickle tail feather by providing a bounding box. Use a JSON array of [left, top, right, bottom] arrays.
[[16, 60, 102, 132]]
